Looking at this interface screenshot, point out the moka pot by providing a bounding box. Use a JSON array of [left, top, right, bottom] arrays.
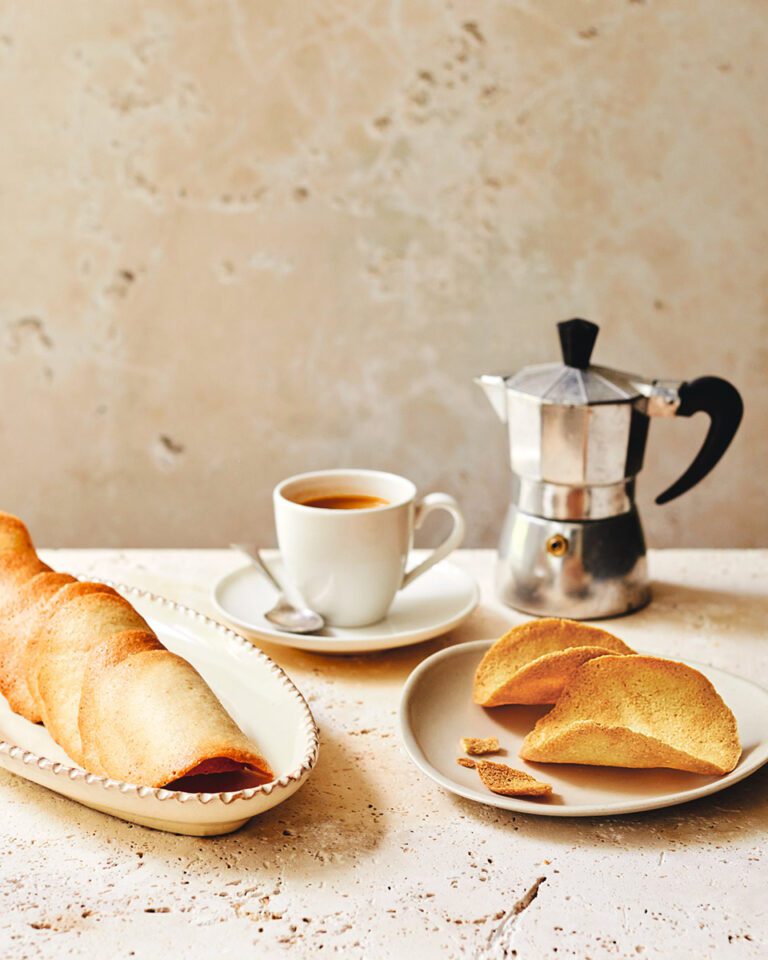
[[476, 319, 743, 619]]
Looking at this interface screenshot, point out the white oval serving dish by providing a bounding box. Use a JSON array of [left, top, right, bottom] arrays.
[[0, 582, 319, 836]]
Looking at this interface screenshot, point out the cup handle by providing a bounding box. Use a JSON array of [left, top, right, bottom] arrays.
[[401, 493, 466, 590]]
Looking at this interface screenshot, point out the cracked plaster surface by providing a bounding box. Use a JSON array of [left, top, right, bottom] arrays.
[[0, 2, 765, 547]]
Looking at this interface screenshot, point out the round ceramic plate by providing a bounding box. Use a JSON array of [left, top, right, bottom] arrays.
[[212, 550, 480, 654], [399, 640, 768, 817], [0, 582, 319, 836]]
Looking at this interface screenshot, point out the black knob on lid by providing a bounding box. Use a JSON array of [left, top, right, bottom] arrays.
[[557, 318, 599, 369]]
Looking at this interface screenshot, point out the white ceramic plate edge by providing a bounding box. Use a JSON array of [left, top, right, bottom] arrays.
[[0, 579, 320, 835], [399, 639, 768, 818]]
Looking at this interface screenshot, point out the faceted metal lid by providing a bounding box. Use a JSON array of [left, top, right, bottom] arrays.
[[506, 362, 641, 405], [505, 319, 642, 406]]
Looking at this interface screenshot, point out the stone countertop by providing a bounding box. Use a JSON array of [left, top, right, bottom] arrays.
[[1, 549, 766, 959]]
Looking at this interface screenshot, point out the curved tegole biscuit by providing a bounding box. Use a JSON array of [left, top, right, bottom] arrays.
[[0, 514, 64, 722], [31, 586, 137, 757], [0, 511, 273, 788], [79, 647, 271, 786], [24, 581, 119, 714], [520, 655, 741, 775], [473, 618, 635, 706], [0, 570, 74, 720]]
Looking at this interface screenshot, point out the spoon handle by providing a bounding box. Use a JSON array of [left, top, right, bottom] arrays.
[[230, 544, 284, 595]]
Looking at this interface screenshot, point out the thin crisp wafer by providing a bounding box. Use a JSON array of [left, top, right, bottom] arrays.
[[473, 618, 634, 706], [520, 655, 741, 775]]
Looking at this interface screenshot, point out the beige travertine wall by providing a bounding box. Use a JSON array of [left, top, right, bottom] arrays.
[[0, 1, 765, 548]]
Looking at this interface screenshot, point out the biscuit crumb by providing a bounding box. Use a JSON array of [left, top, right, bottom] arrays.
[[460, 736, 500, 755], [457, 757, 477, 769], [474, 760, 552, 797]]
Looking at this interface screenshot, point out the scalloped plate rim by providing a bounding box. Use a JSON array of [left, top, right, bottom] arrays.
[[0, 580, 320, 834]]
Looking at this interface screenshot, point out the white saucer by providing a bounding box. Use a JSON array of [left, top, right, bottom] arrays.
[[399, 640, 768, 817], [212, 550, 480, 654]]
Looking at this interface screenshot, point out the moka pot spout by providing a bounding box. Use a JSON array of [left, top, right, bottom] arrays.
[[474, 374, 508, 423]]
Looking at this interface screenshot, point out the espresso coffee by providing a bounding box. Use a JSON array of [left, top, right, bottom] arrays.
[[299, 494, 389, 510], [275, 469, 466, 625]]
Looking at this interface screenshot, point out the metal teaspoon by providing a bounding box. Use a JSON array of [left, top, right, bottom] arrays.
[[230, 543, 325, 634]]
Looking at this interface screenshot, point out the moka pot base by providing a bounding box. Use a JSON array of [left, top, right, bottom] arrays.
[[496, 502, 651, 620]]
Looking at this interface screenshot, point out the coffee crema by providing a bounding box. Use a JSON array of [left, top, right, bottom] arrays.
[[298, 494, 390, 510]]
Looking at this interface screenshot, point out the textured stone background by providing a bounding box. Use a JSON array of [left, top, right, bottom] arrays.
[[0, 1, 765, 547]]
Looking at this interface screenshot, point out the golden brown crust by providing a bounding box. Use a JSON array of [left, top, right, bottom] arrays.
[[520, 655, 741, 775], [473, 618, 635, 706], [24, 581, 117, 714], [0, 570, 74, 721], [472, 759, 552, 797], [79, 648, 272, 787], [77, 630, 165, 775], [32, 591, 150, 758], [457, 756, 552, 795], [0, 511, 273, 788], [0, 513, 35, 552]]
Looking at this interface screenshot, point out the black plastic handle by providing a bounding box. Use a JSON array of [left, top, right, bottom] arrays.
[[558, 318, 599, 369], [656, 376, 743, 505]]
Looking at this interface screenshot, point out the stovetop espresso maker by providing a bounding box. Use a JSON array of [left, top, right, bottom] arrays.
[[477, 319, 743, 619]]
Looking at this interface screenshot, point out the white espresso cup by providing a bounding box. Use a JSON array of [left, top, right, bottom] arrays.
[[273, 469, 466, 628]]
